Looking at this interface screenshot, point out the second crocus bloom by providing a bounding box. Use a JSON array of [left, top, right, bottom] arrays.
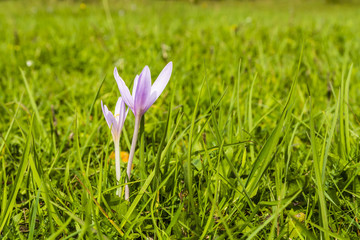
[[101, 97, 128, 197]]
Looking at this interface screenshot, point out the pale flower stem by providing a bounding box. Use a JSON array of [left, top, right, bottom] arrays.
[[114, 139, 121, 197], [125, 114, 141, 201]]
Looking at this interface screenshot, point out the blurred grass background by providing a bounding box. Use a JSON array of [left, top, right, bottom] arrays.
[[1, 0, 359, 126], [1, 0, 360, 239]]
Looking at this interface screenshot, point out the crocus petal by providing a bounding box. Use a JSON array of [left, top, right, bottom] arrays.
[[150, 62, 172, 99], [117, 97, 127, 129], [114, 97, 122, 117], [134, 66, 151, 115], [114, 67, 134, 110], [143, 91, 158, 113], [106, 111, 117, 135], [132, 75, 139, 99], [119, 99, 127, 121], [124, 108, 129, 122], [101, 102, 112, 129]]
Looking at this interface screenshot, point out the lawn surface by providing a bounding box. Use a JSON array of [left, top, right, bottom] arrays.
[[1, 0, 360, 239]]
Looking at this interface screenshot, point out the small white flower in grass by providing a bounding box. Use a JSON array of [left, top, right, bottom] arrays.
[[101, 97, 128, 197], [113, 62, 173, 201], [26, 60, 33, 67]]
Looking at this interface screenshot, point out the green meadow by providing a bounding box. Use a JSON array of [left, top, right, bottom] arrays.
[[1, 0, 360, 239]]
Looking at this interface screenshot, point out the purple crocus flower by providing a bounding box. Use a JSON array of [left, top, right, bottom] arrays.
[[113, 61, 173, 118], [113, 62, 173, 201], [101, 97, 128, 197]]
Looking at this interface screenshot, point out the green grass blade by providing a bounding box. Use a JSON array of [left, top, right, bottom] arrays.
[[20, 68, 47, 138], [321, 91, 340, 182], [247, 73, 257, 163], [28, 186, 41, 240], [120, 170, 155, 229], [0, 115, 33, 232], [309, 95, 329, 240], [88, 75, 106, 120], [244, 79, 296, 196], [245, 190, 301, 240], [344, 64, 352, 155], [46, 217, 73, 240], [186, 76, 206, 219]]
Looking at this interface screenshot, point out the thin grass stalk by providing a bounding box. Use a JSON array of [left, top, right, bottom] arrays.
[[309, 95, 329, 240]]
